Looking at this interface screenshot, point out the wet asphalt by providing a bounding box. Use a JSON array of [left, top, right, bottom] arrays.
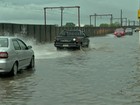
[[0, 32, 140, 105]]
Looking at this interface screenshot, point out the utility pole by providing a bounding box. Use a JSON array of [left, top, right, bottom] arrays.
[[89, 13, 113, 27], [113, 18, 127, 26], [78, 6, 80, 27], [110, 14, 113, 25], [89, 14, 92, 26], [44, 6, 80, 27], [43, 6, 80, 42], [44, 8, 47, 41], [120, 9, 123, 27], [60, 7, 64, 27], [44, 8, 47, 28], [94, 13, 97, 27]]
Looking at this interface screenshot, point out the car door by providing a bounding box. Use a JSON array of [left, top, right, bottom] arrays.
[[17, 39, 32, 67], [12, 39, 24, 68]]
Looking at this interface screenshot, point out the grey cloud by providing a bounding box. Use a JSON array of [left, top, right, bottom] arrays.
[[0, 0, 138, 25]]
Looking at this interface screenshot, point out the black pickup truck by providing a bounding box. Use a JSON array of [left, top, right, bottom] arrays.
[[54, 30, 90, 50]]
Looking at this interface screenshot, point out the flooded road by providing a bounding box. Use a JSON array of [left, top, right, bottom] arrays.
[[0, 33, 140, 105]]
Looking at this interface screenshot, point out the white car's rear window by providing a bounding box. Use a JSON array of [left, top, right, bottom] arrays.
[[0, 38, 8, 47]]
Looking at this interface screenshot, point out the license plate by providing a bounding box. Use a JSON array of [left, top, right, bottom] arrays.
[[63, 44, 69, 47]]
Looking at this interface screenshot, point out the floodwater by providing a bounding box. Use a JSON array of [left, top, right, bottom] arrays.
[[0, 32, 140, 105]]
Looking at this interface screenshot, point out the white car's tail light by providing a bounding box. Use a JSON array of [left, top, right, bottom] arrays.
[[0, 52, 8, 58]]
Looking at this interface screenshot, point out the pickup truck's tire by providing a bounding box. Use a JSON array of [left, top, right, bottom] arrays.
[[77, 44, 82, 50], [86, 43, 89, 47], [57, 47, 63, 50]]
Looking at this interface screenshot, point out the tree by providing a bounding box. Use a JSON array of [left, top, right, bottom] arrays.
[[100, 23, 109, 27], [65, 22, 76, 27], [110, 22, 120, 27]]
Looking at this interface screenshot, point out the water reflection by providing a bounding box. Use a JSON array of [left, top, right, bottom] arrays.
[[124, 49, 140, 104], [0, 34, 139, 105], [0, 70, 37, 105], [109, 49, 140, 105]]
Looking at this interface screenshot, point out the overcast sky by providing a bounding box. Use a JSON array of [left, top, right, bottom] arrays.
[[0, 0, 139, 26]]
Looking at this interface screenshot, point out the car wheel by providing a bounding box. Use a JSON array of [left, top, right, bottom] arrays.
[[10, 62, 18, 76], [77, 44, 82, 50], [86, 43, 89, 47], [57, 47, 63, 50], [28, 56, 35, 69]]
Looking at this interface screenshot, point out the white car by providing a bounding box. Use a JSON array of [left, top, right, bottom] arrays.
[[134, 27, 140, 32], [0, 36, 35, 76], [125, 28, 133, 35]]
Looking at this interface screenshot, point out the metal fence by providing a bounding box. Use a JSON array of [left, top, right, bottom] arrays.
[[0, 23, 116, 43]]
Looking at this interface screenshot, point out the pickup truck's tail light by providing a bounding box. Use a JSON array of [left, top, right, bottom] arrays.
[[0, 52, 8, 58], [73, 38, 76, 41]]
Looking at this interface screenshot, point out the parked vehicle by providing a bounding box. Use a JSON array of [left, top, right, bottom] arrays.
[[114, 28, 125, 37], [125, 28, 133, 35], [54, 30, 90, 50], [134, 27, 140, 32], [0, 36, 35, 76]]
